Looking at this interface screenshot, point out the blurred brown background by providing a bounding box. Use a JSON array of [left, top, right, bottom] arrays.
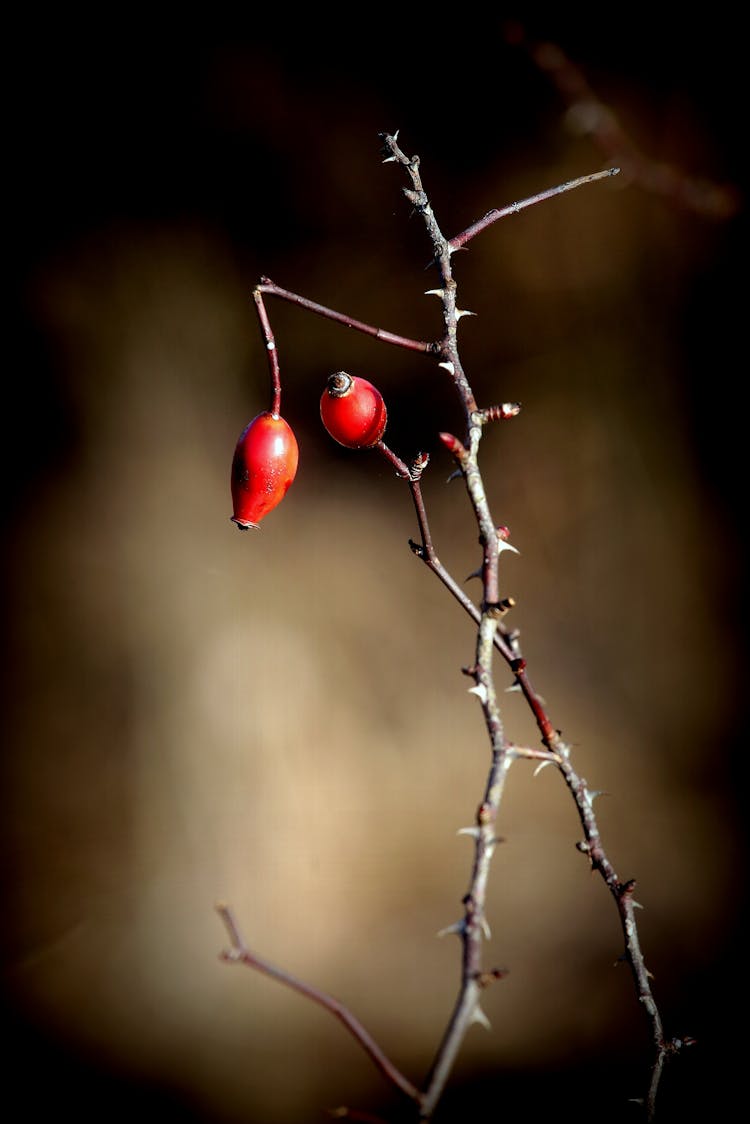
[[5, 10, 747, 1123]]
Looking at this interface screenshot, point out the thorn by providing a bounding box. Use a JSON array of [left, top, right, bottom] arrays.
[[437, 920, 465, 938], [481, 917, 492, 940], [470, 1006, 492, 1031], [632, 900, 644, 910], [457, 826, 481, 838], [446, 469, 462, 484], [533, 759, 555, 776], [467, 683, 489, 704], [498, 539, 520, 556], [424, 288, 444, 297], [505, 683, 522, 693], [455, 309, 477, 319], [584, 789, 608, 807], [438, 360, 455, 375], [382, 155, 397, 163], [465, 567, 483, 581]]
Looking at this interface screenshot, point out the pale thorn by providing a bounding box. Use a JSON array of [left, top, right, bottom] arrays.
[[505, 683, 522, 693], [584, 789, 607, 807], [382, 155, 397, 163], [533, 759, 555, 777], [455, 309, 477, 319], [424, 288, 445, 297], [457, 826, 481, 839], [438, 360, 455, 375], [498, 539, 519, 556], [481, 917, 492, 941], [467, 683, 489, 704], [632, 900, 644, 910], [470, 1006, 492, 1031], [437, 920, 465, 938]]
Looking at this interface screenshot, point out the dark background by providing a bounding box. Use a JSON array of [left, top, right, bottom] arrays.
[[5, 9, 747, 1122]]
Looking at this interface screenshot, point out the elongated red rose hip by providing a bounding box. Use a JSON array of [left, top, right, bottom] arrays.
[[231, 412, 299, 530], [320, 371, 387, 448]]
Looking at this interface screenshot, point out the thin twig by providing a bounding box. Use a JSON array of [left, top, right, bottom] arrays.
[[448, 168, 620, 252], [216, 903, 423, 1107], [256, 276, 437, 354], [252, 287, 283, 416]]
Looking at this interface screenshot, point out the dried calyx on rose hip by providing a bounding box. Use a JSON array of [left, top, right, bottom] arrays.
[[231, 412, 299, 530], [320, 371, 387, 449]]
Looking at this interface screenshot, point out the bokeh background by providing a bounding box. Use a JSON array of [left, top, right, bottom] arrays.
[[5, 9, 747, 1122]]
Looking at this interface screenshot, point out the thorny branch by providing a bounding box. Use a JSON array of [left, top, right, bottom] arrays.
[[220, 132, 696, 1121]]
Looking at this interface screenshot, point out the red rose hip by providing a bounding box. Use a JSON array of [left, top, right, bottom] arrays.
[[231, 412, 299, 530], [320, 371, 387, 449]]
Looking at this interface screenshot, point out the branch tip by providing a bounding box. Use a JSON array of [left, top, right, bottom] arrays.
[[439, 432, 466, 459]]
